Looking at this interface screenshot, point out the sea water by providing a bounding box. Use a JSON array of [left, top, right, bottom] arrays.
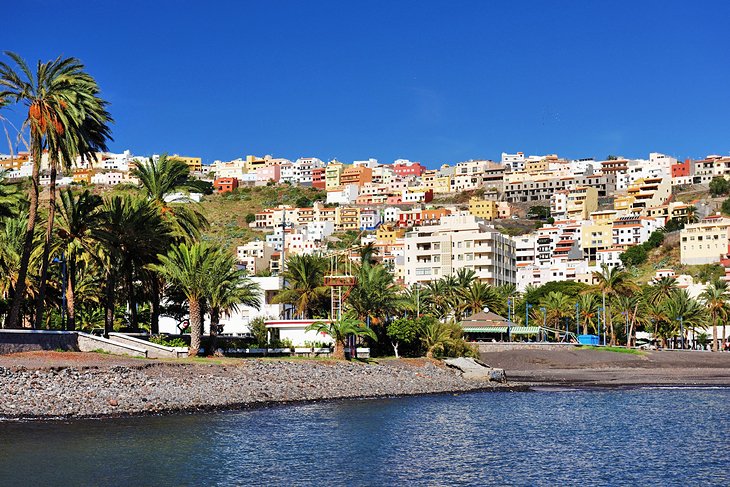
[[1, 388, 728, 486]]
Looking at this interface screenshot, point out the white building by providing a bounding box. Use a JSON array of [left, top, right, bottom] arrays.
[[403, 214, 516, 286], [236, 241, 275, 275], [326, 184, 360, 205]]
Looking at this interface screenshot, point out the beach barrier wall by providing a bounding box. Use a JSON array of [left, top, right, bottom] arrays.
[[0, 329, 79, 354], [476, 342, 577, 353]]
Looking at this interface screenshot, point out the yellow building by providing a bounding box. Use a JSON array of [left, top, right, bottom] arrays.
[[336, 206, 360, 231], [468, 197, 499, 220], [325, 163, 345, 191], [614, 177, 672, 215], [589, 210, 618, 224], [72, 169, 92, 184], [242, 155, 266, 173], [375, 225, 406, 244], [170, 154, 202, 172], [680, 215, 730, 265], [581, 222, 613, 262], [566, 186, 598, 220]]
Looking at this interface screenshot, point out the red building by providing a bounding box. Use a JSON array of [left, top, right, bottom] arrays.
[[393, 162, 426, 177], [671, 159, 692, 178], [311, 167, 326, 190], [214, 177, 239, 193]]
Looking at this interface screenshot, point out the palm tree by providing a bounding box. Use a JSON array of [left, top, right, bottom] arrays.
[[0, 170, 22, 221], [133, 154, 208, 240], [51, 189, 104, 330], [540, 291, 573, 333], [306, 314, 377, 360], [149, 241, 216, 356], [206, 248, 261, 353], [665, 289, 706, 349], [646, 276, 678, 305], [591, 264, 639, 345], [0, 52, 112, 329], [422, 279, 451, 319], [576, 293, 598, 335], [346, 263, 403, 326], [101, 194, 170, 333], [420, 318, 456, 359], [274, 254, 329, 318], [459, 281, 504, 318], [700, 281, 728, 352]]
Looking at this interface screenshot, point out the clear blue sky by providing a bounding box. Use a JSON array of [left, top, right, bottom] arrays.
[[5, 0, 730, 167]]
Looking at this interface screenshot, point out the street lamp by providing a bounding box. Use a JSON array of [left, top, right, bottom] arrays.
[[540, 306, 546, 342], [597, 307, 603, 346], [507, 297, 512, 323], [677, 316, 684, 350]]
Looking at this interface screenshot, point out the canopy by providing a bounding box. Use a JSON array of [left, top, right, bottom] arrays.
[[462, 326, 541, 335]]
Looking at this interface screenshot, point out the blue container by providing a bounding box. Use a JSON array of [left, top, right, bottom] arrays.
[[578, 334, 599, 345]]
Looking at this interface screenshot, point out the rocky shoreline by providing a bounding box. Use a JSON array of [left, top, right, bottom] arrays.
[[0, 357, 518, 420]]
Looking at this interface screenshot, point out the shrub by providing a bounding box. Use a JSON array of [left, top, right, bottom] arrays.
[[710, 176, 730, 196], [149, 335, 187, 348]]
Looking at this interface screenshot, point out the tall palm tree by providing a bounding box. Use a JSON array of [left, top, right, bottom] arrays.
[[101, 194, 170, 333], [0, 52, 112, 329], [646, 276, 678, 306], [149, 241, 216, 356], [700, 281, 728, 352], [665, 289, 706, 349], [0, 170, 22, 221], [591, 264, 639, 345], [51, 189, 104, 330], [206, 248, 261, 352], [306, 314, 377, 360], [274, 254, 329, 318], [346, 263, 403, 326], [133, 154, 208, 240], [576, 293, 598, 335]]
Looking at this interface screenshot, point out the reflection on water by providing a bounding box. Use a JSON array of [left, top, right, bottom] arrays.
[[1, 388, 728, 486]]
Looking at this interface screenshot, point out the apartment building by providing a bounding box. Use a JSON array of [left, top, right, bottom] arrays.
[[393, 160, 425, 177], [340, 166, 372, 187], [469, 197, 499, 220], [504, 174, 616, 203], [325, 162, 345, 190], [680, 215, 730, 265], [403, 214, 516, 286], [213, 177, 239, 193], [294, 157, 325, 186], [170, 154, 203, 172], [612, 214, 663, 248], [614, 177, 671, 215], [236, 241, 275, 274], [566, 186, 598, 220]]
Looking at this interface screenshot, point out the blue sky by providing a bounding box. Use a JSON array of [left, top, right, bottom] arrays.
[[4, 1, 730, 167]]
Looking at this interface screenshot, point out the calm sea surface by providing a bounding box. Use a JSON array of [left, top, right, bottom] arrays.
[[1, 388, 728, 486]]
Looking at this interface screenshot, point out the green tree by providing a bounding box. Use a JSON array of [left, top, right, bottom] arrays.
[[206, 248, 261, 353], [709, 176, 730, 196], [52, 189, 104, 330], [619, 245, 647, 267], [0, 52, 111, 329], [346, 263, 402, 326], [700, 281, 728, 352], [149, 241, 216, 356], [591, 264, 639, 345], [306, 314, 377, 360], [274, 254, 329, 318], [386, 317, 421, 358]]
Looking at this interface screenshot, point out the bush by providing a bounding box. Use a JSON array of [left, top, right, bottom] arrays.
[[710, 176, 730, 196], [722, 198, 730, 216], [245, 213, 255, 224], [149, 335, 187, 347]]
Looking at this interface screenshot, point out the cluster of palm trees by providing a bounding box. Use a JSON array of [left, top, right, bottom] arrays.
[[513, 265, 727, 351], [0, 53, 259, 356]]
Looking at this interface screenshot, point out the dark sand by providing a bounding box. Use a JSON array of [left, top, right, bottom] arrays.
[[479, 348, 730, 387]]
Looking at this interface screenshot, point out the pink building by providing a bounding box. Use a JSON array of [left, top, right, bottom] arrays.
[[256, 165, 281, 185], [393, 161, 426, 177]]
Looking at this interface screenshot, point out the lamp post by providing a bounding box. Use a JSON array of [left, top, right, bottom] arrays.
[[575, 302, 580, 341], [415, 283, 420, 318], [540, 306, 546, 342], [677, 316, 684, 350], [598, 307, 603, 346], [622, 311, 628, 348], [507, 297, 512, 324]]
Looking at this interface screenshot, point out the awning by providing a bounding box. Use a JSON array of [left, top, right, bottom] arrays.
[[462, 326, 541, 335]]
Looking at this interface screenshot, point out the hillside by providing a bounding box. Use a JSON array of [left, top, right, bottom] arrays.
[[199, 185, 326, 251]]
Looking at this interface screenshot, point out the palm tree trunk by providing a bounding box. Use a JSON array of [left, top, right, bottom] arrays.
[[209, 307, 220, 356], [150, 278, 160, 335], [188, 298, 202, 357], [723, 322, 727, 352], [66, 259, 76, 331], [6, 133, 41, 329], [333, 338, 346, 360], [104, 274, 116, 337], [712, 318, 718, 352], [35, 160, 58, 329]]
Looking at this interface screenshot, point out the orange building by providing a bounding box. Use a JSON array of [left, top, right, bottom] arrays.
[[214, 177, 239, 193]]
